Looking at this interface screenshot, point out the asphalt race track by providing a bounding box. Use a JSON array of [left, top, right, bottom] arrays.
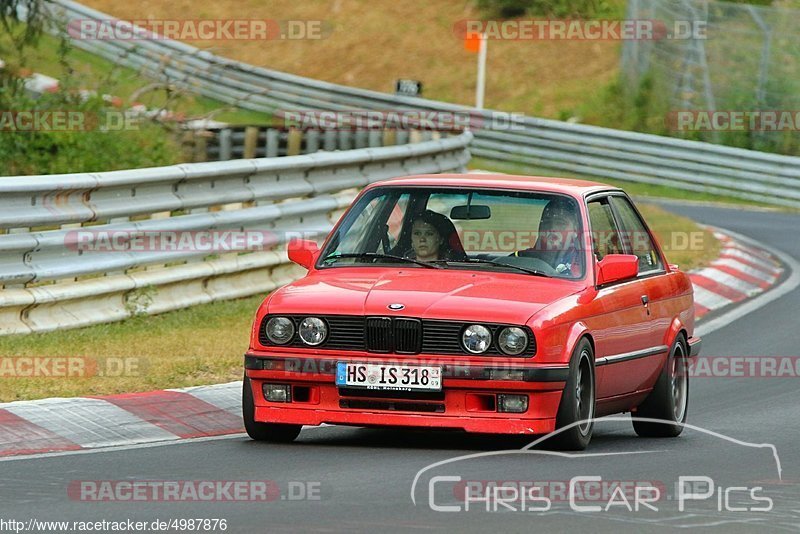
[[2, 203, 799, 533]]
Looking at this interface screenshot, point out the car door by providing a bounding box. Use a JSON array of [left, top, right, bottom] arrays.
[[585, 195, 654, 400], [607, 194, 671, 390]]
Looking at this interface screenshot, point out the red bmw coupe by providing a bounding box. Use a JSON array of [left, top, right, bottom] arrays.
[[243, 174, 701, 449]]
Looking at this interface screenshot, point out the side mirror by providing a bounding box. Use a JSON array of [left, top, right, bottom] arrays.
[[288, 239, 320, 270], [596, 254, 638, 286]]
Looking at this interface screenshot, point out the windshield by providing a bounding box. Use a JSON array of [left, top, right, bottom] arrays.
[[318, 186, 585, 279]]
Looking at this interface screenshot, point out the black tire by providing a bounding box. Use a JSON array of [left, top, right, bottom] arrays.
[[632, 334, 689, 438], [550, 338, 596, 451], [242, 377, 302, 443]]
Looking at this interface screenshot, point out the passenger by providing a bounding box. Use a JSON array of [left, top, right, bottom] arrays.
[[405, 210, 467, 262]]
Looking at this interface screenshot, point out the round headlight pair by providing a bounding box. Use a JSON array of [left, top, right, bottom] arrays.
[[265, 316, 327, 346], [461, 324, 528, 355]]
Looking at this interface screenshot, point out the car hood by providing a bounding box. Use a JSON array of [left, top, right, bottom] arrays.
[[267, 267, 583, 325]]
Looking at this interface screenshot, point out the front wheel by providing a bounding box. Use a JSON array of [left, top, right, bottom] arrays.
[[632, 334, 689, 438], [550, 338, 596, 450], [242, 376, 302, 443]]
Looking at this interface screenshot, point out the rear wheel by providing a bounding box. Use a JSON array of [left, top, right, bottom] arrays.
[[632, 334, 688, 438], [550, 338, 595, 450], [242, 377, 302, 443]]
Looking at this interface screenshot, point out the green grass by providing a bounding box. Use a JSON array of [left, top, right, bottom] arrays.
[[0, 294, 263, 402]]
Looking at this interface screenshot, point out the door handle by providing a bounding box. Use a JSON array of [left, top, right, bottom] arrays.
[[641, 295, 650, 315]]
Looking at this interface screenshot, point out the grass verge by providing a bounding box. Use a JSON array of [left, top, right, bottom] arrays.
[[0, 295, 262, 402]]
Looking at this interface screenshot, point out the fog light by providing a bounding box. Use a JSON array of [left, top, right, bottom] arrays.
[[497, 394, 528, 413], [489, 369, 525, 381], [263, 383, 292, 403]]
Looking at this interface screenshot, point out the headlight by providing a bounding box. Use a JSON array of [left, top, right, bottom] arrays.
[[298, 317, 327, 346], [498, 327, 528, 355], [265, 316, 295, 345], [462, 324, 492, 354]]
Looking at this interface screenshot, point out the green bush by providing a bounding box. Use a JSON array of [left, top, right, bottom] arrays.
[[0, 1, 180, 176], [476, 0, 621, 19], [0, 90, 180, 176]]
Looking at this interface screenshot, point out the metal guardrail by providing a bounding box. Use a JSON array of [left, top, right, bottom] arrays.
[[0, 133, 472, 334], [182, 125, 442, 162], [46, 0, 800, 208]]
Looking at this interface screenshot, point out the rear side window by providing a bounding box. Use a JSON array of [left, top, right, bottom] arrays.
[[587, 199, 623, 260], [609, 196, 664, 274]]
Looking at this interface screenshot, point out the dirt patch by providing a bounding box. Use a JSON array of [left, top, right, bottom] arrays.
[[81, 0, 621, 117]]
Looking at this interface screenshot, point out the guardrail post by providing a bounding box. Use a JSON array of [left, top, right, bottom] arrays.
[[219, 128, 233, 161], [396, 130, 409, 146], [338, 130, 353, 150], [323, 129, 337, 151], [368, 130, 382, 147], [383, 129, 396, 146], [355, 129, 368, 149], [305, 130, 320, 154], [287, 128, 303, 156], [243, 126, 259, 158], [266, 128, 280, 157]]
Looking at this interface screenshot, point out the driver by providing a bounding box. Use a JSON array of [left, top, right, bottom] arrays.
[[513, 199, 582, 276]]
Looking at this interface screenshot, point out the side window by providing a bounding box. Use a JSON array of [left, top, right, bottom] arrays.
[[337, 194, 409, 254], [587, 198, 623, 260], [609, 196, 664, 273]]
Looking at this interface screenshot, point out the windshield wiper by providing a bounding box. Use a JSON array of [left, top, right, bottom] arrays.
[[430, 258, 550, 277], [321, 253, 442, 269]]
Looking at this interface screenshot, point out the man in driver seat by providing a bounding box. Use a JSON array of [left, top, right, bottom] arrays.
[[513, 199, 582, 277]]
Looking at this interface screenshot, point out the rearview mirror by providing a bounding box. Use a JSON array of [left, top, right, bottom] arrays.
[[596, 254, 638, 286], [288, 239, 320, 270], [450, 204, 491, 220]]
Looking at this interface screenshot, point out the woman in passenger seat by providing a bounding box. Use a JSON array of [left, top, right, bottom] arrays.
[[405, 210, 467, 262]]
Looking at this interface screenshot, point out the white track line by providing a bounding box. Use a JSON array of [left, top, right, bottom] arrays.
[[2, 397, 177, 448], [719, 248, 782, 273], [696, 227, 800, 337], [692, 285, 735, 310], [711, 257, 779, 283], [694, 267, 763, 296]]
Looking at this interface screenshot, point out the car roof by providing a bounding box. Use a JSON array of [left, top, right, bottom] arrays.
[[367, 173, 621, 197]]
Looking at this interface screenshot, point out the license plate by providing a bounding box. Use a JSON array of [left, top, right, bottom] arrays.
[[336, 362, 442, 391]]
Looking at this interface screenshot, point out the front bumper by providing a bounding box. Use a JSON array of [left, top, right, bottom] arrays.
[[244, 352, 568, 434]]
